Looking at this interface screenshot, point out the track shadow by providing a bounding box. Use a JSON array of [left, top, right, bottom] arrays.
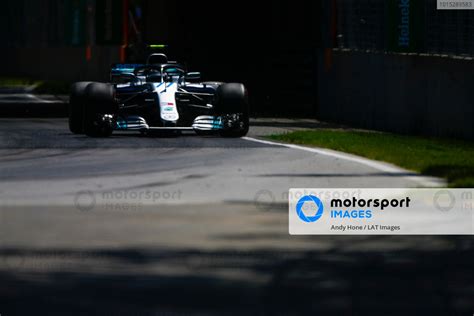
[[0, 103, 68, 117], [0, 237, 473, 315], [422, 164, 474, 186], [250, 119, 346, 130], [257, 172, 421, 178]]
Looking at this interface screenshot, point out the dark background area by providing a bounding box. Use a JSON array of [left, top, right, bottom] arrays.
[[160, 1, 320, 117], [0, 0, 472, 138], [0, 0, 321, 117]]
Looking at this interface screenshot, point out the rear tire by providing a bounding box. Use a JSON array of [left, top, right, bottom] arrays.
[[83, 83, 117, 137], [214, 83, 249, 138], [68, 82, 92, 134]]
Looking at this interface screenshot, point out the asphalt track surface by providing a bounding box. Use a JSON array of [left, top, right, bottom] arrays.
[[0, 118, 473, 315]]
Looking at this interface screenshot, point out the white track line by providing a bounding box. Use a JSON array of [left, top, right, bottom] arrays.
[[243, 136, 445, 188], [26, 94, 54, 103]]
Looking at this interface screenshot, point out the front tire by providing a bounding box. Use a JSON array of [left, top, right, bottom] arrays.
[[214, 83, 250, 138], [68, 82, 92, 134], [83, 83, 117, 137]]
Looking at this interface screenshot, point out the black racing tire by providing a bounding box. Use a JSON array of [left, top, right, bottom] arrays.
[[68, 82, 92, 134], [83, 83, 117, 137], [214, 83, 250, 138]]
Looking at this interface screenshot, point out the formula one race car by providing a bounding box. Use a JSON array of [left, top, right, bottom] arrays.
[[68, 53, 249, 137]]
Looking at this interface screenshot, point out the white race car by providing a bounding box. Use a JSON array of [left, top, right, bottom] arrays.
[[69, 53, 249, 137]]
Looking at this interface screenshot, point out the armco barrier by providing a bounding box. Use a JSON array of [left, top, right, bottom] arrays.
[[318, 50, 474, 140]]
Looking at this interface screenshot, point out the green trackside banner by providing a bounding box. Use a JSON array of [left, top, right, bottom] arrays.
[[64, 0, 87, 46], [387, 0, 424, 52], [96, 0, 123, 45]]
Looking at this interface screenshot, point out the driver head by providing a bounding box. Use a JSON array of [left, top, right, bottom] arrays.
[[147, 53, 168, 65]]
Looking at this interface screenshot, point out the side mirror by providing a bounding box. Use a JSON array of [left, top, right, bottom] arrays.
[[185, 72, 201, 81]]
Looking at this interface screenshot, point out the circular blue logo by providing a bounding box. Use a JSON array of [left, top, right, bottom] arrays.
[[296, 195, 324, 222]]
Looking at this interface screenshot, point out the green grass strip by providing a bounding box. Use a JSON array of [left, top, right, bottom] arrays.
[[268, 130, 474, 187]]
